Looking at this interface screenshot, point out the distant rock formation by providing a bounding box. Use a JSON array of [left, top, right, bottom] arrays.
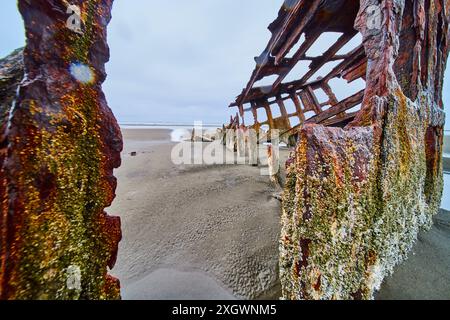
[[0, 0, 122, 300]]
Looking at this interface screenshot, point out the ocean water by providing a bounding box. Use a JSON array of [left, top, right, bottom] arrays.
[[119, 122, 222, 143], [171, 128, 191, 142], [119, 122, 221, 130]]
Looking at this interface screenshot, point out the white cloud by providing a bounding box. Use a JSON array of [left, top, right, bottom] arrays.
[[0, 0, 449, 128]]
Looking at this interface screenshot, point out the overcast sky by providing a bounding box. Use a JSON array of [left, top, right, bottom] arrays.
[[1, 0, 449, 129]]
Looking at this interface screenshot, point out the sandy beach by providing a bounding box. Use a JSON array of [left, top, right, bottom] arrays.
[[108, 128, 450, 300], [109, 128, 283, 300]]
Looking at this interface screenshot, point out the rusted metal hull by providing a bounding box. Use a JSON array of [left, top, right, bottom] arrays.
[[279, 0, 448, 300], [0, 0, 122, 299]]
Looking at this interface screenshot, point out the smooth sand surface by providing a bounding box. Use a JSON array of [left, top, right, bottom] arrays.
[[123, 268, 236, 300], [109, 128, 450, 300], [109, 129, 282, 300], [377, 211, 450, 300]]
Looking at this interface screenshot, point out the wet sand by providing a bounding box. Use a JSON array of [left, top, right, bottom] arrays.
[[377, 211, 450, 300], [109, 128, 282, 300], [109, 128, 450, 300]]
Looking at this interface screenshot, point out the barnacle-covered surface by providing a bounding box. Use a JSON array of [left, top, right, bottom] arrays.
[[0, 0, 122, 299], [280, 0, 449, 300]]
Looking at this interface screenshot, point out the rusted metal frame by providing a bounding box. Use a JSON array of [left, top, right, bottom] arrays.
[[302, 55, 347, 61], [265, 0, 306, 55], [230, 73, 323, 107], [256, 63, 292, 80], [280, 88, 364, 138], [290, 92, 306, 123], [321, 82, 339, 105], [259, 99, 275, 129], [250, 102, 258, 124], [232, 45, 366, 108], [273, 0, 324, 64], [238, 104, 245, 116], [276, 96, 289, 119], [270, 31, 323, 92], [342, 59, 368, 82], [275, 96, 292, 129], [305, 89, 365, 124], [332, 54, 355, 60], [239, 8, 325, 106], [251, 30, 322, 98], [322, 45, 366, 82], [292, 31, 359, 88], [280, 47, 366, 98], [236, 0, 309, 105]]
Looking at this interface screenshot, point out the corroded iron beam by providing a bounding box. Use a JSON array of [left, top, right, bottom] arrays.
[[0, 0, 122, 299]]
